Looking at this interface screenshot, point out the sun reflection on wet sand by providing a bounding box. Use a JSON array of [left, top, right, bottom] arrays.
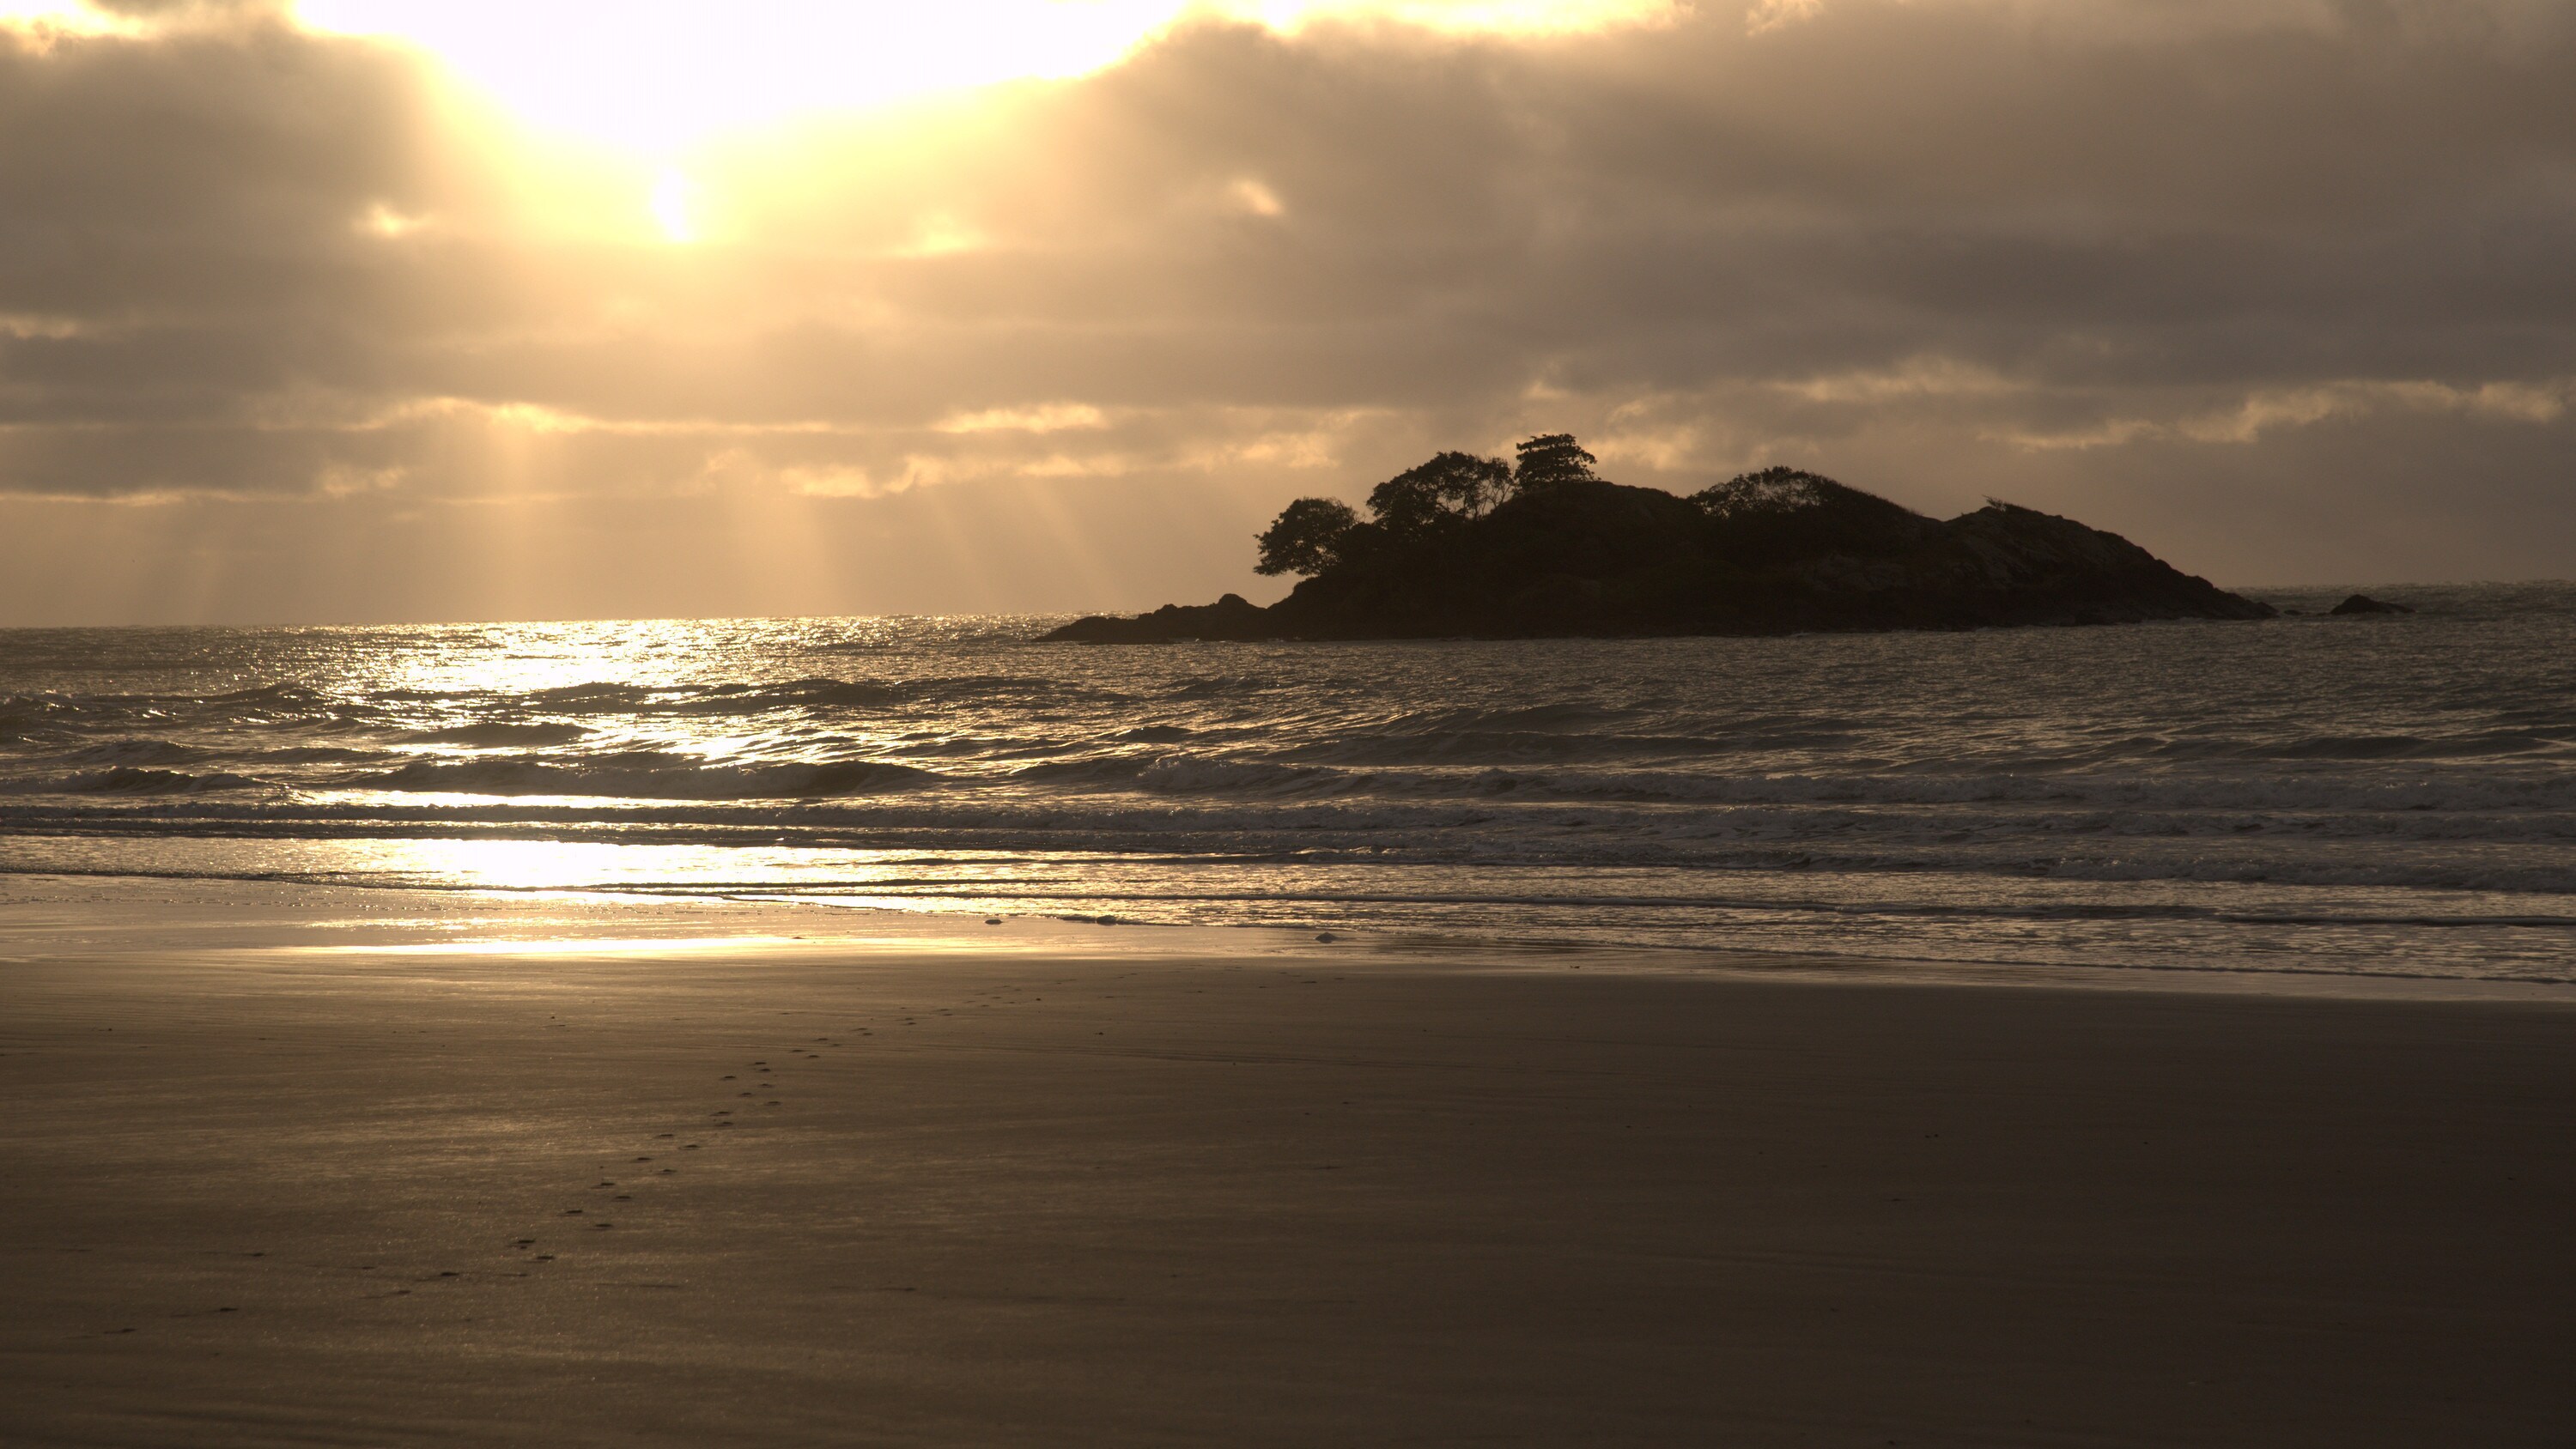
[[343, 836, 927, 895]]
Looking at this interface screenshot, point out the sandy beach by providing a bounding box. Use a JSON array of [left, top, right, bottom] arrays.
[[3, 882, 2572, 1446]]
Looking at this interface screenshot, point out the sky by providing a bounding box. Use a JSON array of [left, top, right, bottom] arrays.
[[0, 0, 2571, 624]]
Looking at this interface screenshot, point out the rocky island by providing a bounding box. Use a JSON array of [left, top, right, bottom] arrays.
[[1042, 434, 2273, 642]]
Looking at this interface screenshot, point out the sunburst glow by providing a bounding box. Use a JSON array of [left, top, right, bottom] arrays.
[[290, 1, 1680, 153]]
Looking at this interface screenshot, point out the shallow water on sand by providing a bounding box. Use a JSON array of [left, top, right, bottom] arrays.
[[3, 582, 2572, 983]]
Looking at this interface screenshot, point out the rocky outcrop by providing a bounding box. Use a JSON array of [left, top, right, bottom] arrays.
[[1038, 592, 1273, 643], [1041, 475, 2274, 643], [2328, 593, 2415, 615]]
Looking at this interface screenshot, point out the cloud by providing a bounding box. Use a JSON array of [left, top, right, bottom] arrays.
[[933, 403, 1111, 434], [0, 0, 2572, 621], [1998, 377, 2576, 451], [1743, 0, 1822, 35]]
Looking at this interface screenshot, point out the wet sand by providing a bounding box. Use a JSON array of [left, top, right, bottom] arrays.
[[3, 911, 2573, 1446]]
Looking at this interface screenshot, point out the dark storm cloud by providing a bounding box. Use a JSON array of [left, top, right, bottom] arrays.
[[0, 0, 2570, 621], [0, 15, 432, 319]]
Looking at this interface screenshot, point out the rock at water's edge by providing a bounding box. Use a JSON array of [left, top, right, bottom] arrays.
[[2328, 593, 2416, 616], [1042, 592, 1272, 644]]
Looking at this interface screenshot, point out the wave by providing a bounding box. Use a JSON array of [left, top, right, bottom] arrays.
[[1133, 755, 1349, 797], [2, 766, 272, 795], [7, 672, 2570, 783], [501, 674, 1122, 717], [210, 683, 332, 707], [1387, 766, 2576, 815], [358, 755, 939, 800], [1379, 701, 1648, 735], [983, 750, 2576, 822], [10, 739, 2576, 832], [9, 673, 1113, 735], [1160, 675, 1279, 700], [59, 738, 211, 767], [4, 854, 2569, 931], [0, 691, 122, 738], [1281, 730, 1764, 767], [408, 722, 590, 747], [6, 790, 2575, 894], [0, 691, 77, 723]]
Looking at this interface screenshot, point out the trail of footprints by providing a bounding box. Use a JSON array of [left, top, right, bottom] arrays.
[[91, 1026, 912, 1334], [505, 1028, 873, 1270], [508, 971, 1152, 1267], [129, 973, 1215, 1331], [121, 979, 1154, 1331]]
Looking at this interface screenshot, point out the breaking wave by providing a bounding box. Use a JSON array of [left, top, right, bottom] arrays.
[[361, 755, 940, 799], [9, 766, 274, 795]]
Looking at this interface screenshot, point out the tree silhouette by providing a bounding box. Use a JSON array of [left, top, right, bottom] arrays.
[[1253, 435, 1597, 581], [1691, 466, 1842, 519], [1254, 496, 1359, 576], [1691, 465, 1941, 564], [1511, 433, 1598, 493], [1367, 451, 1511, 533]]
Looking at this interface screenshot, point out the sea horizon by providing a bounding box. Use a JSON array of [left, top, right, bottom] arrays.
[[4, 574, 2566, 633]]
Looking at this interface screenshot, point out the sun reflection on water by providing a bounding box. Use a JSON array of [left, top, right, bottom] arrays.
[[343, 836, 924, 896]]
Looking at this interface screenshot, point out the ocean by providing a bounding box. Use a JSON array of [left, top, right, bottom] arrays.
[[3, 582, 2572, 985]]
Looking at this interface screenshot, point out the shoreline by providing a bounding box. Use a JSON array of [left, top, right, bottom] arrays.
[[8, 870, 2574, 1007]]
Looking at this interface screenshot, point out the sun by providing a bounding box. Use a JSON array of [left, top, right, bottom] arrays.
[[649, 169, 698, 244]]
